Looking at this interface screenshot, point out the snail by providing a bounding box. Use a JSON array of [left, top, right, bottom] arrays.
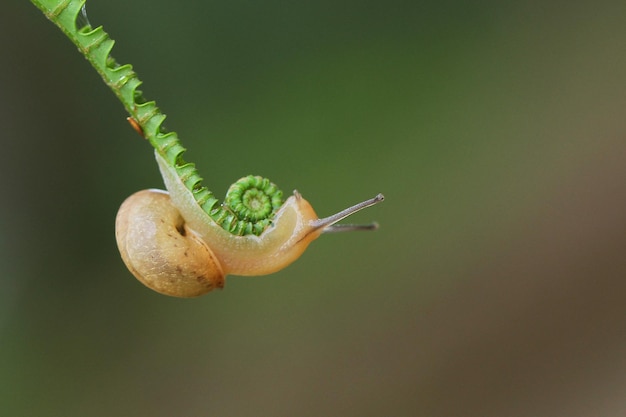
[[116, 151, 384, 297]]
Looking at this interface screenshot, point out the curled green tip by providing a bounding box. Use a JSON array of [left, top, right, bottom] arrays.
[[223, 176, 284, 236]]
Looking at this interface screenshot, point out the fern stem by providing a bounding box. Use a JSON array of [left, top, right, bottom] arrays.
[[30, 0, 287, 236]]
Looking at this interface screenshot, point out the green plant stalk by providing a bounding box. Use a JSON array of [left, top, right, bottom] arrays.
[[30, 0, 286, 236]]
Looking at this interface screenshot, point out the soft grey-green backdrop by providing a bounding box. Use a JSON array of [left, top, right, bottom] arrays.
[[2, 1, 626, 416]]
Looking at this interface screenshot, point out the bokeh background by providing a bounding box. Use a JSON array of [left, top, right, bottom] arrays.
[[2, 1, 626, 416]]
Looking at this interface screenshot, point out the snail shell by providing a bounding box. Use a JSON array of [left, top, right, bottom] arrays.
[[116, 189, 224, 297]]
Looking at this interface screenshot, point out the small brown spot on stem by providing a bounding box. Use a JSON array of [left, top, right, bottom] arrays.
[[127, 117, 144, 137]]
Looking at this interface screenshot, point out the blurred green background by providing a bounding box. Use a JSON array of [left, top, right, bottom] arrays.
[[2, 0, 626, 416]]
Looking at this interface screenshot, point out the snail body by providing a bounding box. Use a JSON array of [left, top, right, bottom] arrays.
[[155, 152, 329, 276]]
